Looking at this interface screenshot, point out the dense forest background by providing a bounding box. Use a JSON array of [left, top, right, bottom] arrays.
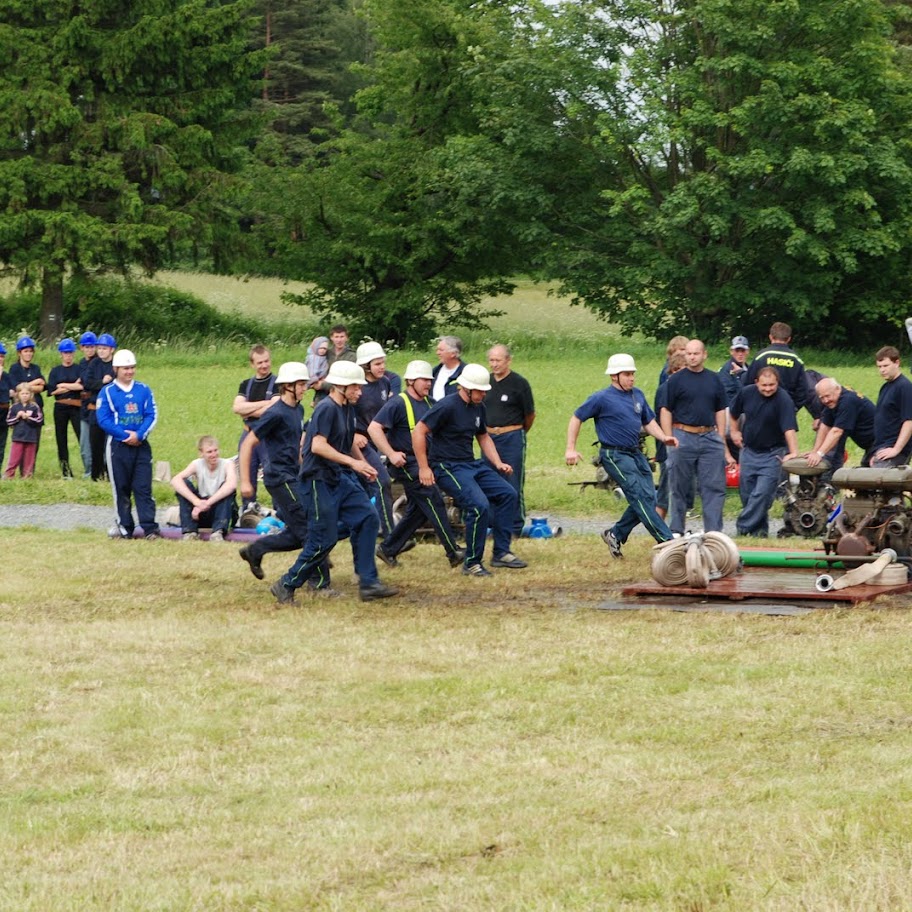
[[3, 0, 912, 348]]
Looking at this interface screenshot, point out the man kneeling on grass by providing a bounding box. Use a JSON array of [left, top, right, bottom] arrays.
[[565, 353, 677, 559]]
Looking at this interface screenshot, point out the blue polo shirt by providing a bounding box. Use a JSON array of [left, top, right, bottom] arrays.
[[664, 368, 727, 426], [821, 389, 875, 449], [730, 385, 797, 451], [874, 374, 912, 453], [419, 392, 486, 463], [575, 385, 653, 449], [300, 397, 356, 485]]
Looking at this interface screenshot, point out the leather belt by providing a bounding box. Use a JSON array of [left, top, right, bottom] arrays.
[[488, 424, 523, 435], [87, 403, 97, 411], [0, 403, 9, 410], [56, 398, 82, 407], [673, 423, 714, 434]]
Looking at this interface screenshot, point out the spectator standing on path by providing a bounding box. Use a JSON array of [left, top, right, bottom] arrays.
[[742, 321, 807, 411], [566, 353, 677, 558], [47, 338, 84, 478], [84, 333, 117, 481], [4, 383, 43, 478], [805, 378, 876, 470], [369, 359, 465, 569], [483, 344, 535, 537], [232, 344, 278, 510], [660, 339, 734, 535], [270, 361, 399, 604], [729, 367, 799, 537], [431, 335, 465, 401], [171, 436, 238, 541], [413, 364, 527, 577], [871, 345, 912, 468], [311, 325, 356, 405], [0, 342, 12, 471], [77, 332, 97, 478], [95, 349, 160, 540]]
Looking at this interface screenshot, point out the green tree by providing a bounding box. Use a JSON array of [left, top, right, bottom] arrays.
[[0, 0, 262, 340], [256, 0, 573, 345], [543, 0, 912, 347]]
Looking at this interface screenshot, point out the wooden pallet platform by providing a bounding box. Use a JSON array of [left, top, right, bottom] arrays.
[[622, 567, 912, 605]]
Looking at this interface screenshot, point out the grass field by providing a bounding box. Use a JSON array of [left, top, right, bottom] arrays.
[[4, 528, 912, 910], [4, 273, 912, 909]]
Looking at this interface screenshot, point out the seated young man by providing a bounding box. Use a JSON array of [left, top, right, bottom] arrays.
[[170, 435, 238, 541]]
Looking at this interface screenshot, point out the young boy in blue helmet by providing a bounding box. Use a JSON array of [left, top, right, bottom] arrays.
[[47, 338, 84, 477]]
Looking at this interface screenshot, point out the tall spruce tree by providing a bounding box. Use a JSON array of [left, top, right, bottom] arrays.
[[0, 0, 262, 340]]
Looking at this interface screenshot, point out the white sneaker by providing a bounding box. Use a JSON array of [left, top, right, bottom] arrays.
[[209, 530, 225, 542]]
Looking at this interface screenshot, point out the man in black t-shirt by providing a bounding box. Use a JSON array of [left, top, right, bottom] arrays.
[[806, 378, 876, 470], [484, 344, 535, 536], [729, 367, 799, 537], [872, 345, 912, 467], [232, 344, 278, 508]]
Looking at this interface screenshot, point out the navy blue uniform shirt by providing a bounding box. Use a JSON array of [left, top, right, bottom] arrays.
[[730, 385, 797, 451], [874, 374, 912, 453], [821, 389, 875, 449], [248, 399, 305, 487], [664, 369, 727, 427], [355, 376, 393, 433], [300, 397, 356, 485], [373, 392, 431, 465], [420, 392, 486, 463]]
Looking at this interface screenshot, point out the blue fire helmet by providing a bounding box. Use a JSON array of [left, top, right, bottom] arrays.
[[79, 331, 98, 346], [16, 336, 36, 351], [0, 342, 6, 355], [58, 338, 77, 353], [96, 333, 116, 347]]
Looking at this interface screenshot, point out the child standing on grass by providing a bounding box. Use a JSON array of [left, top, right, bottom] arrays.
[[5, 383, 43, 478]]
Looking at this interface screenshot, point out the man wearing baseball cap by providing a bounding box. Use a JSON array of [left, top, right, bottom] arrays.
[[566, 353, 678, 558], [719, 335, 751, 462], [95, 349, 161, 539]]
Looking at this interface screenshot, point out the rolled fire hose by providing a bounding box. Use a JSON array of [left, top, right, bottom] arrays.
[[652, 532, 741, 587], [832, 549, 898, 590]]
